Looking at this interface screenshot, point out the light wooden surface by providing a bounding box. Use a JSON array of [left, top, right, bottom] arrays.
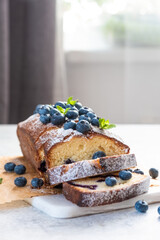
[[0, 124, 160, 240]]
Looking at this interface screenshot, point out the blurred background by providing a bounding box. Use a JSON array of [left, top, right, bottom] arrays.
[[0, 0, 160, 124]]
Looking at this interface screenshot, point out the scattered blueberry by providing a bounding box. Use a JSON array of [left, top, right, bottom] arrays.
[[86, 112, 96, 119], [149, 168, 159, 179], [54, 101, 66, 109], [31, 178, 44, 189], [75, 102, 82, 110], [92, 151, 106, 159], [79, 107, 90, 115], [105, 176, 117, 187], [79, 115, 91, 123], [50, 108, 60, 116], [4, 162, 16, 172], [157, 206, 160, 215], [14, 177, 27, 187], [38, 105, 51, 115], [51, 112, 65, 125], [133, 169, 144, 175], [14, 165, 26, 175], [64, 120, 76, 130], [76, 120, 91, 134], [40, 114, 51, 124], [135, 200, 148, 213], [119, 170, 132, 180], [66, 110, 78, 119], [91, 117, 99, 127]]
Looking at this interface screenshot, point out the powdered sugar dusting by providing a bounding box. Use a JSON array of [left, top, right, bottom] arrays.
[[63, 174, 150, 207], [18, 114, 54, 142], [48, 154, 137, 185]]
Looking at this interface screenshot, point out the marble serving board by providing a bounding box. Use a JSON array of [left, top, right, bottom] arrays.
[[25, 179, 160, 218]]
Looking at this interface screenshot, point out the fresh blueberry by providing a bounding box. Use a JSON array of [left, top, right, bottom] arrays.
[[86, 112, 96, 119], [76, 120, 91, 134], [69, 106, 77, 111], [4, 162, 16, 172], [149, 168, 159, 179], [105, 176, 117, 187], [54, 101, 66, 109], [34, 104, 44, 114], [66, 110, 78, 120], [92, 151, 106, 159], [91, 117, 99, 127], [14, 177, 27, 187], [79, 115, 91, 123], [75, 102, 82, 110], [51, 112, 65, 125], [64, 120, 76, 130], [38, 105, 51, 115], [50, 108, 60, 116], [119, 170, 132, 180], [31, 178, 44, 189], [157, 206, 160, 215], [40, 114, 51, 124], [65, 104, 72, 109], [133, 169, 144, 175], [79, 107, 90, 115], [14, 165, 26, 175], [135, 200, 148, 213]]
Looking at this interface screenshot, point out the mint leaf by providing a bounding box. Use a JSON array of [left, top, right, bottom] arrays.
[[99, 118, 116, 130], [64, 108, 70, 115], [56, 105, 64, 114], [0, 178, 3, 184], [106, 124, 116, 129], [56, 105, 70, 115], [67, 96, 78, 106]]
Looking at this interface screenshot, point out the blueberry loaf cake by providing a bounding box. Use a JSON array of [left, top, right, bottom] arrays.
[[17, 98, 130, 183], [63, 172, 150, 207]]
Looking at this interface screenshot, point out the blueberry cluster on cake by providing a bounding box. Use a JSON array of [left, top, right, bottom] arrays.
[[17, 97, 150, 207]]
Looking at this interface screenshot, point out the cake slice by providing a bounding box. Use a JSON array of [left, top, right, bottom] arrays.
[[47, 154, 136, 185], [63, 173, 150, 207]]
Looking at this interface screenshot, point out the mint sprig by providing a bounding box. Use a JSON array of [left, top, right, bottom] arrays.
[[99, 118, 116, 130], [67, 96, 78, 106], [56, 106, 70, 115], [0, 178, 3, 184]]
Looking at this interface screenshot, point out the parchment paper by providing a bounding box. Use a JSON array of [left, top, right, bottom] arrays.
[[0, 156, 61, 204]]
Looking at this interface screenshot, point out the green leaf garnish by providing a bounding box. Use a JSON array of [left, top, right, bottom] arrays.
[[67, 96, 78, 106], [56, 105, 70, 115], [99, 118, 116, 130], [0, 178, 3, 184], [64, 108, 70, 115]]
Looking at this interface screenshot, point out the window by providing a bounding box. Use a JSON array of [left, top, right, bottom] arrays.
[[63, 0, 160, 51]]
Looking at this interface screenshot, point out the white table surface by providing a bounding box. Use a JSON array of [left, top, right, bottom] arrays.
[[0, 124, 160, 240]]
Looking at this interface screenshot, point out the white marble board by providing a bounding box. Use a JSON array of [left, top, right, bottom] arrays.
[[25, 181, 160, 218]]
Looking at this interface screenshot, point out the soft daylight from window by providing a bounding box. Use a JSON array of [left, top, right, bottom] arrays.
[[63, 0, 160, 51]]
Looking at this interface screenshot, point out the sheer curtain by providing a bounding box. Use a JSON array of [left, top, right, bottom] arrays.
[[0, 0, 67, 124]]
